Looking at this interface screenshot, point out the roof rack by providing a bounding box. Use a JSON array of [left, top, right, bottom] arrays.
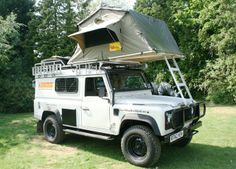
[[32, 59, 143, 77], [32, 60, 64, 77]]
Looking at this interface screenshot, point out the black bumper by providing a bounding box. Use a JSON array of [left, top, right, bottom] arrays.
[[163, 121, 202, 143]]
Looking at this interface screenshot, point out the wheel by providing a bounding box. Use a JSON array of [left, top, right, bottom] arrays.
[[43, 115, 64, 143], [121, 125, 161, 167], [173, 134, 192, 147]]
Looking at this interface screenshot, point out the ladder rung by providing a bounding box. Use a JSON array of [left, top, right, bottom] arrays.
[[177, 83, 185, 87], [170, 67, 179, 71]]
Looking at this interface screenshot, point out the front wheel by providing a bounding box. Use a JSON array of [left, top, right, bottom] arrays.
[[43, 115, 64, 144], [121, 125, 161, 167]]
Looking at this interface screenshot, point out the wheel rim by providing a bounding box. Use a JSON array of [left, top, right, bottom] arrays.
[[127, 135, 147, 158], [46, 121, 56, 139]]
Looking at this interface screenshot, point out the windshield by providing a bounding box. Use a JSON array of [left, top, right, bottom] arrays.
[[108, 70, 150, 91]]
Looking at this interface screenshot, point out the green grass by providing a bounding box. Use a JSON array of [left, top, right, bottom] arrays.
[[0, 106, 236, 169]]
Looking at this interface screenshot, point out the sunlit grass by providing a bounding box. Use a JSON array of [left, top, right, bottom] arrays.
[[0, 106, 235, 169]]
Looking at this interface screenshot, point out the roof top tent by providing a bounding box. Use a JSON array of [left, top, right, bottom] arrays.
[[68, 7, 183, 64], [67, 7, 192, 104]]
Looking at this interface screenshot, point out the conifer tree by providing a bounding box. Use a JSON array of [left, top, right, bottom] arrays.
[[28, 0, 78, 59]]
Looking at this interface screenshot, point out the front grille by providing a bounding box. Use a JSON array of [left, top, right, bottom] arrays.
[[184, 105, 200, 121], [172, 109, 184, 129], [184, 107, 193, 121], [170, 104, 200, 129]]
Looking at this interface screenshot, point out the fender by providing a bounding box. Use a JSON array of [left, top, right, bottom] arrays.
[[121, 114, 161, 136], [42, 109, 62, 124]]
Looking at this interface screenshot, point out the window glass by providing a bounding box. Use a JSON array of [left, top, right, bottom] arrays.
[[85, 77, 107, 96], [55, 78, 78, 93], [108, 71, 149, 91]]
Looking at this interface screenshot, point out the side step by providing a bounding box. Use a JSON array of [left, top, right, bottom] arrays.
[[63, 129, 114, 140]]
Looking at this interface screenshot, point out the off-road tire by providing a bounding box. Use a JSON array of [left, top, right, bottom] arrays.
[[121, 125, 161, 167], [173, 134, 192, 147], [43, 115, 64, 143]]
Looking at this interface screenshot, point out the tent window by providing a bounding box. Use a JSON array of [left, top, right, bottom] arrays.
[[84, 28, 119, 48]]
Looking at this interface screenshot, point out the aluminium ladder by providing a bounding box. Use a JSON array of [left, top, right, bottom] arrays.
[[164, 56, 193, 105]]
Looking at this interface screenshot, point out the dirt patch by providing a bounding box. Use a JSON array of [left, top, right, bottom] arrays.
[[31, 135, 78, 156]]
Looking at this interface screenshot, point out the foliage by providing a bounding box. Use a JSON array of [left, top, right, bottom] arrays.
[[0, 61, 34, 113], [135, 0, 236, 103], [27, 0, 78, 60], [198, 0, 236, 56], [0, 0, 35, 72], [202, 55, 236, 104], [0, 0, 34, 25], [0, 14, 33, 113], [0, 14, 20, 63]]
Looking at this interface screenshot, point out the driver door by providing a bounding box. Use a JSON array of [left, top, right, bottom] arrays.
[[81, 76, 111, 133]]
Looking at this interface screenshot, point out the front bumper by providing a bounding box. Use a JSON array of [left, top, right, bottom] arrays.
[[163, 121, 202, 143], [165, 102, 206, 130]]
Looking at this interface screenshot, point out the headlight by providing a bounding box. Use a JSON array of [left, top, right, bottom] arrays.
[[165, 110, 173, 130]]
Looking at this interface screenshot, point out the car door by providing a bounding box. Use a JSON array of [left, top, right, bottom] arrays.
[[81, 76, 111, 132]]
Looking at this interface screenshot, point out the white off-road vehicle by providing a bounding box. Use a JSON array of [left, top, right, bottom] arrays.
[[32, 8, 206, 167]]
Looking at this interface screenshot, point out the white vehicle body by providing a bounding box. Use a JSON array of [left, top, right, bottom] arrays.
[[33, 60, 205, 167], [32, 7, 206, 167], [33, 61, 205, 139]]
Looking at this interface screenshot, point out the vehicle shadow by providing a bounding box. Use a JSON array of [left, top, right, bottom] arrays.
[[64, 134, 125, 162], [63, 134, 236, 169]]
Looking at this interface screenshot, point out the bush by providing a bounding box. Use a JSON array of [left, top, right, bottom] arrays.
[[0, 75, 34, 113], [0, 59, 34, 113], [202, 55, 236, 104]]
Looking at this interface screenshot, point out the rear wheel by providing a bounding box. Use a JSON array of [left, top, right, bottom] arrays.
[[43, 115, 64, 143], [121, 125, 161, 167]]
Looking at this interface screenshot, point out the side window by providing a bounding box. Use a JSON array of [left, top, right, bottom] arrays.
[[85, 77, 107, 96], [55, 78, 78, 93]]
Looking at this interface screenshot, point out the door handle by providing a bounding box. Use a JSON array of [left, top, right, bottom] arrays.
[[82, 107, 89, 111]]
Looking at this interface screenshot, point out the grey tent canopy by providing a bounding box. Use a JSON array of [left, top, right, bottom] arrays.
[[68, 7, 183, 64]]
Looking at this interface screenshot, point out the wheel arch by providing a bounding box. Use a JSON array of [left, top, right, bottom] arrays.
[[120, 114, 161, 136], [42, 110, 62, 124]]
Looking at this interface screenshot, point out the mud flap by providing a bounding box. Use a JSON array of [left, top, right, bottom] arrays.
[[36, 120, 43, 133]]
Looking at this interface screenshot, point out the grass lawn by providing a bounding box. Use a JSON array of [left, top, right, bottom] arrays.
[[0, 106, 236, 169]]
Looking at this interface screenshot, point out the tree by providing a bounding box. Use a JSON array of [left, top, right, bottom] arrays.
[[27, 0, 78, 60], [0, 0, 35, 75], [135, 0, 236, 103], [199, 0, 236, 104], [0, 14, 33, 113], [0, 14, 20, 63], [0, 0, 34, 25]]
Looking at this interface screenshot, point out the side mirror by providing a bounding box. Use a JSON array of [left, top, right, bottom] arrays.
[[98, 87, 106, 98]]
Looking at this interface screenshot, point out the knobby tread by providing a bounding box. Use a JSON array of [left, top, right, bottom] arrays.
[[121, 125, 161, 167], [43, 115, 64, 144]]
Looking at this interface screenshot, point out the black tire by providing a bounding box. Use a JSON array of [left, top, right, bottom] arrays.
[[43, 115, 64, 144], [121, 125, 161, 167], [173, 135, 192, 147]]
